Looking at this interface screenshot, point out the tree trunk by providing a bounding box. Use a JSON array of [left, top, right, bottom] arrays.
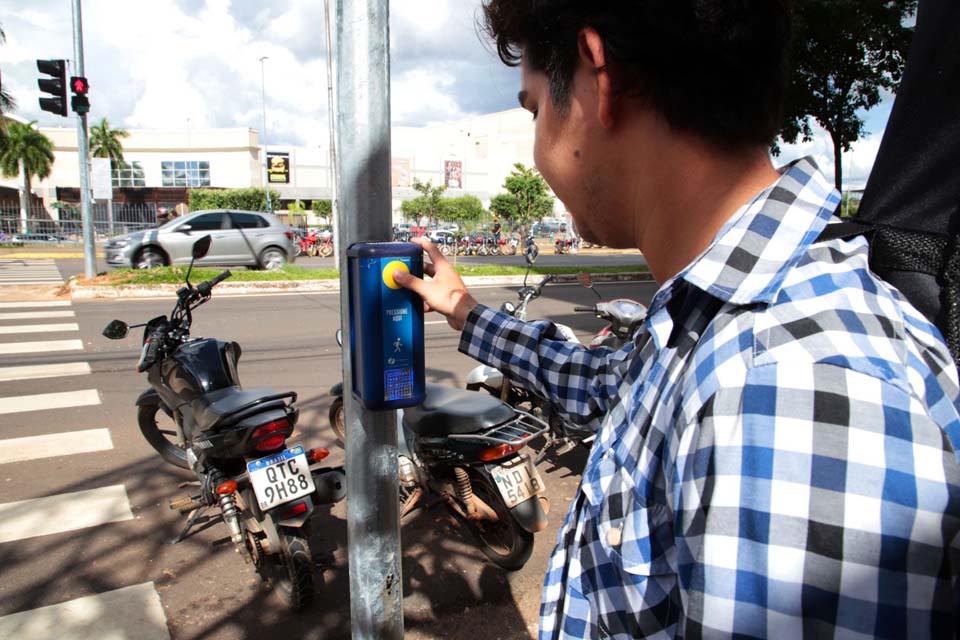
[[18, 158, 28, 234], [826, 126, 843, 192]]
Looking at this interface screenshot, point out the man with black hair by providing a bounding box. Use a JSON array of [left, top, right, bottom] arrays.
[[393, 1, 960, 637]]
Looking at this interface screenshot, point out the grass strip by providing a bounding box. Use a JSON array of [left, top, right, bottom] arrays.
[[82, 262, 648, 286]]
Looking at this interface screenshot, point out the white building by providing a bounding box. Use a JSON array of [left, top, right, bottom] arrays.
[[2, 108, 566, 228]]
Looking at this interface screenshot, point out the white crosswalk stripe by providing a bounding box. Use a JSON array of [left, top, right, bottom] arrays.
[[0, 323, 79, 334], [0, 310, 75, 320], [0, 339, 84, 355], [0, 300, 71, 309], [0, 485, 134, 543], [0, 362, 91, 382], [0, 389, 100, 415], [0, 300, 172, 636], [0, 582, 170, 640], [0, 259, 63, 285], [0, 428, 113, 464]]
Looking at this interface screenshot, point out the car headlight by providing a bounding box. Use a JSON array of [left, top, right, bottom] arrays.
[[109, 239, 129, 248]]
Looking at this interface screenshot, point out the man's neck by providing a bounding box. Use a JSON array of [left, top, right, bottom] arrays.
[[623, 130, 780, 285]]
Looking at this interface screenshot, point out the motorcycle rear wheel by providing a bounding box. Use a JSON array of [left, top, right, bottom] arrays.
[[137, 404, 189, 469], [462, 472, 534, 571], [263, 531, 315, 611], [329, 397, 345, 444], [319, 243, 334, 258]]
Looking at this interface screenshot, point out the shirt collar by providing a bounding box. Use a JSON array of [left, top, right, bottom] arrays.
[[666, 156, 840, 307]]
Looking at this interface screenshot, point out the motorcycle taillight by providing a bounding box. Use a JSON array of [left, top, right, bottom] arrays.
[[251, 419, 290, 452]]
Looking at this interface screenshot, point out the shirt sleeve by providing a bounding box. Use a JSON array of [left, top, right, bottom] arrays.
[[459, 304, 634, 430], [674, 362, 960, 638]]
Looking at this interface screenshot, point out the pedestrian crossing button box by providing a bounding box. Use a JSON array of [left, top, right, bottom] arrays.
[[346, 242, 425, 410]]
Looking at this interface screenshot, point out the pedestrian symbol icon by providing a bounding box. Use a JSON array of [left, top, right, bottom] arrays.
[[393, 338, 403, 352]]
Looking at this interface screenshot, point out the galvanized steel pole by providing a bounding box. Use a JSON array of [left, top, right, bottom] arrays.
[[259, 56, 272, 213], [71, 0, 95, 278], [324, 0, 341, 272], [335, 1, 403, 638]]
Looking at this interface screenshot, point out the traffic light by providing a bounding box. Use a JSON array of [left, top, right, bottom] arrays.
[[70, 76, 90, 114], [36, 59, 68, 117]]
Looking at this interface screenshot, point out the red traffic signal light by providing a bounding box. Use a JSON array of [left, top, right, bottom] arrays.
[[71, 77, 89, 95], [36, 59, 68, 117]]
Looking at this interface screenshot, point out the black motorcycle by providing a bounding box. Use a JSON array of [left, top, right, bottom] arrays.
[[328, 331, 550, 570], [103, 235, 346, 611]]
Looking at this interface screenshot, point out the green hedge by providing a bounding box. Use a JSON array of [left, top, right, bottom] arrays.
[[188, 188, 281, 212]]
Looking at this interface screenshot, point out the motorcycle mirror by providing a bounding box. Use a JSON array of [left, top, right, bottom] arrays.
[[577, 271, 602, 299], [192, 235, 212, 260], [525, 243, 539, 266], [102, 319, 129, 340], [335, 329, 343, 347]]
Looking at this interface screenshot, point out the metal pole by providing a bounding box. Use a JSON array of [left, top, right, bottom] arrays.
[[72, 0, 95, 278], [324, 0, 341, 271], [336, 0, 402, 638], [259, 56, 272, 213]]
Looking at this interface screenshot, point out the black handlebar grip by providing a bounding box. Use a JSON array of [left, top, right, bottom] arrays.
[[211, 269, 232, 286], [574, 306, 594, 312], [197, 270, 232, 297]]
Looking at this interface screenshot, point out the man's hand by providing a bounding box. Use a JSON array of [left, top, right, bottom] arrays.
[[392, 237, 478, 331]]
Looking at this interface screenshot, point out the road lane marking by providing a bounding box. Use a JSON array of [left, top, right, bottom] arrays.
[[0, 485, 134, 544], [0, 429, 113, 464], [0, 582, 170, 640], [0, 323, 79, 335], [0, 362, 91, 382], [0, 389, 100, 415], [0, 311, 75, 320], [0, 340, 84, 355], [0, 301, 71, 308]]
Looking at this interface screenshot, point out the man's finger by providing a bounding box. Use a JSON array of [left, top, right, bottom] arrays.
[[424, 262, 437, 278], [411, 236, 446, 266], [391, 267, 427, 297]]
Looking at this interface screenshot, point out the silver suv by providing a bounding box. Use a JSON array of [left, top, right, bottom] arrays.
[[106, 210, 296, 270]]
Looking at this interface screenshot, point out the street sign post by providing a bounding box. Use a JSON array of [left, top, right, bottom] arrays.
[[335, 1, 404, 637]]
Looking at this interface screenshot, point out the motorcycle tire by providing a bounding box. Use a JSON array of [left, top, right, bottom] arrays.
[[308, 245, 320, 257], [137, 403, 189, 469], [264, 531, 315, 612], [319, 243, 334, 258], [462, 471, 534, 571], [294, 244, 303, 258], [491, 246, 501, 256], [329, 396, 345, 444], [439, 243, 452, 256], [506, 245, 517, 256]]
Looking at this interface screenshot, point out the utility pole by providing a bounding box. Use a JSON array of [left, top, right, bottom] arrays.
[[324, 0, 341, 271], [259, 56, 272, 213], [336, 0, 403, 637], [72, 0, 95, 278]]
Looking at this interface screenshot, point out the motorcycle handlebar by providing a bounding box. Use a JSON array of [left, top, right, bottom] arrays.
[[573, 306, 594, 313], [196, 270, 232, 297]]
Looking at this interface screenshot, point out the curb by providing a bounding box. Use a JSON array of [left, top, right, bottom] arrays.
[[67, 271, 655, 299]]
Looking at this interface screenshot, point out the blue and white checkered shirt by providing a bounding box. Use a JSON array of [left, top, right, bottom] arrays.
[[459, 157, 960, 638]]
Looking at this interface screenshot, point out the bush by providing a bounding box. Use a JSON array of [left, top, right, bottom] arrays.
[[188, 188, 281, 212]]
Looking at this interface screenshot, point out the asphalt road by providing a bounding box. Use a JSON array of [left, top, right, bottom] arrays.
[[0, 278, 659, 639]]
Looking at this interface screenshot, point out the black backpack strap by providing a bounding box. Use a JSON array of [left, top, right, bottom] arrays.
[[816, 220, 874, 243]]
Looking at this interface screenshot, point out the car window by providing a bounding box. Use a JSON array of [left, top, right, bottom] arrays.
[[228, 212, 267, 229], [183, 213, 224, 231]]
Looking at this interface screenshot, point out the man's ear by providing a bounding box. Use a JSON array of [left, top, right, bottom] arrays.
[[578, 27, 614, 129]]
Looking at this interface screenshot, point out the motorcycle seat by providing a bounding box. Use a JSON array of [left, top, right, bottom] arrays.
[[403, 383, 516, 437], [192, 386, 294, 431]]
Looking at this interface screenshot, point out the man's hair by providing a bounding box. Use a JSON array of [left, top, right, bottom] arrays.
[[481, 0, 792, 148]]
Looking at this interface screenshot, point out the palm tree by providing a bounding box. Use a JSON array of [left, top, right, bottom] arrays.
[[89, 117, 129, 168], [89, 118, 128, 233], [0, 23, 17, 122], [0, 121, 55, 233]]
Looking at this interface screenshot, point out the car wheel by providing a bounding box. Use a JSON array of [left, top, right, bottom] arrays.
[[134, 247, 167, 269], [259, 247, 287, 271]]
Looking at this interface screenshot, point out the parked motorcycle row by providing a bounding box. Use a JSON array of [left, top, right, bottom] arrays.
[[103, 235, 642, 612], [292, 228, 334, 258]]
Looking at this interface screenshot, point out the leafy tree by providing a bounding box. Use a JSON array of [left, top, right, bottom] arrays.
[[488, 163, 554, 235], [779, 0, 916, 190], [0, 23, 15, 121], [0, 121, 55, 231], [443, 195, 486, 227], [89, 118, 129, 169], [188, 187, 280, 212], [401, 178, 448, 227], [312, 199, 332, 223]]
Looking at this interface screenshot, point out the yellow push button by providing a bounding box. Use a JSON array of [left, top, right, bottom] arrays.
[[382, 260, 409, 289]]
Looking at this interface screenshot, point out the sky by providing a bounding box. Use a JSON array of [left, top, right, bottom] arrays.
[[2, 0, 892, 189]]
